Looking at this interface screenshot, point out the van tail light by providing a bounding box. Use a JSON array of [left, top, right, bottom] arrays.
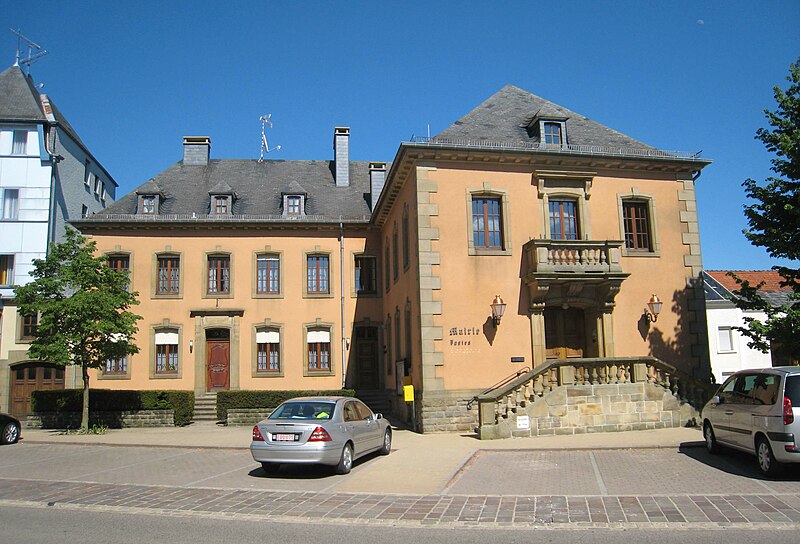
[[784, 397, 794, 425], [252, 426, 265, 442], [308, 426, 332, 442]]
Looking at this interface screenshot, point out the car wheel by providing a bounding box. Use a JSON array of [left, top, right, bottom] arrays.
[[1, 421, 19, 445], [704, 422, 720, 454], [261, 462, 280, 474], [335, 443, 353, 475], [756, 436, 783, 477], [379, 428, 392, 455]]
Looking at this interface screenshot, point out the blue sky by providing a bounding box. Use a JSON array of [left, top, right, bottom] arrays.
[[2, 1, 798, 270]]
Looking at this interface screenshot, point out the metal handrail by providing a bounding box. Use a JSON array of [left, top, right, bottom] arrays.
[[408, 136, 704, 161], [466, 366, 530, 410]]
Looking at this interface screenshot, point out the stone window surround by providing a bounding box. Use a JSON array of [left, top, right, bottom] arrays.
[[384, 240, 391, 293], [535, 171, 594, 240], [98, 353, 130, 380], [351, 252, 378, 297], [537, 119, 568, 147], [617, 190, 660, 257], [203, 249, 234, 299], [252, 249, 283, 299], [253, 319, 284, 377], [151, 249, 183, 299], [150, 320, 183, 379], [402, 204, 410, 271], [105, 247, 133, 283], [303, 249, 333, 298], [303, 319, 335, 377], [465, 184, 513, 256]]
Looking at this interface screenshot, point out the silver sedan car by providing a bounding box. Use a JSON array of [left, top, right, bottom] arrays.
[[250, 396, 392, 474]]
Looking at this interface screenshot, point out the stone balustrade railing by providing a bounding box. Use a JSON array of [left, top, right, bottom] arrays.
[[477, 357, 715, 431], [522, 239, 625, 275]]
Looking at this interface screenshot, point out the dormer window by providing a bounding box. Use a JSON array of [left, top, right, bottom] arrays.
[[543, 122, 563, 145], [212, 195, 231, 215], [139, 194, 158, 215], [283, 194, 305, 216]]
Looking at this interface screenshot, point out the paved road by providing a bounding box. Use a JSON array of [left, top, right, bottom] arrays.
[[2, 504, 799, 544], [1, 441, 799, 528]]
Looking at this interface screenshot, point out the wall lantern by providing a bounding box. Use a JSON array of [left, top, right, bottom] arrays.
[[189, 340, 193, 353], [644, 294, 663, 323], [490, 295, 507, 327]]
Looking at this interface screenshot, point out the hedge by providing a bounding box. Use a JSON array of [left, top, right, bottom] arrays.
[[31, 389, 195, 426], [216, 389, 356, 420]]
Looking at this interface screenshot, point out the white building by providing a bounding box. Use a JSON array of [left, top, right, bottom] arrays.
[[0, 64, 117, 414], [703, 270, 791, 383]]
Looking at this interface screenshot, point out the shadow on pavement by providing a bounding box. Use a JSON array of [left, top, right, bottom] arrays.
[[247, 450, 384, 480], [679, 441, 800, 481]]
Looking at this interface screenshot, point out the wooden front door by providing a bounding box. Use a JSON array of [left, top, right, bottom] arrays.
[[545, 308, 586, 359], [355, 326, 379, 389], [9, 363, 65, 418], [206, 341, 230, 391]]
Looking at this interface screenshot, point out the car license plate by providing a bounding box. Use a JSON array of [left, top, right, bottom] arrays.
[[273, 433, 297, 442]]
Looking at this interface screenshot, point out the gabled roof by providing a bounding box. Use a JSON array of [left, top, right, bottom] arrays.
[[97, 159, 374, 221], [703, 270, 794, 307], [436, 84, 654, 150], [0, 65, 87, 149]]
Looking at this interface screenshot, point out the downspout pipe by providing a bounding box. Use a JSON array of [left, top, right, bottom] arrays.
[[339, 221, 347, 389]]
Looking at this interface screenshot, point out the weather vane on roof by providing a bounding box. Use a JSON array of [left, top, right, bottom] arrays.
[[258, 114, 282, 162], [10, 29, 48, 76]]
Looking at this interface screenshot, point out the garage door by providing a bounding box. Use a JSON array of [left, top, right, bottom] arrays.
[[9, 363, 65, 418]]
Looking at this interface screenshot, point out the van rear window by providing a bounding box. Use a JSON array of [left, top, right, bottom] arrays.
[[785, 376, 800, 405]]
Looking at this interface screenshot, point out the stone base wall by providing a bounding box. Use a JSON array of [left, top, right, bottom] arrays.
[[227, 408, 273, 426], [419, 389, 481, 433], [27, 410, 175, 429], [480, 383, 700, 440]]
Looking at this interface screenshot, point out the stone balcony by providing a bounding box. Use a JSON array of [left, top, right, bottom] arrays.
[[522, 239, 625, 276], [521, 239, 629, 307]]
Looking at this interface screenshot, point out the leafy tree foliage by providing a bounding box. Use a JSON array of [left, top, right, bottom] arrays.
[[734, 58, 800, 362], [14, 229, 141, 430]]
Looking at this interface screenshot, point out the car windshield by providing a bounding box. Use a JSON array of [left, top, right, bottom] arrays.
[[268, 402, 335, 420]]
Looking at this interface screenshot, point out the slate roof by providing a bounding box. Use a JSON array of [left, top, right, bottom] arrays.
[[0, 65, 87, 150], [703, 270, 794, 307], [436, 84, 655, 150], [98, 159, 375, 221]]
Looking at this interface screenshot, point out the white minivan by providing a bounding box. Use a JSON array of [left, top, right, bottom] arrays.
[[702, 367, 800, 476]]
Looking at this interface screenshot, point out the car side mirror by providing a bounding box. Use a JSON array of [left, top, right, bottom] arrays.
[[374, 413, 383, 420], [713, 395, 723, 405]]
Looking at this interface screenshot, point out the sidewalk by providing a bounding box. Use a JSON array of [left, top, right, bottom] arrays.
[[19, 423, 705, 495]]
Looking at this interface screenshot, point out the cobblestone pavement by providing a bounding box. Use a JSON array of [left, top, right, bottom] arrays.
[[1, 442, 800, 528], [1, 478, 800, 528]]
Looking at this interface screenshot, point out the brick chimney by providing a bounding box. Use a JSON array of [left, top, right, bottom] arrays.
[[183, 136, 210, 166], [369, 162, 387, 210], [333, 127, 350, 187]]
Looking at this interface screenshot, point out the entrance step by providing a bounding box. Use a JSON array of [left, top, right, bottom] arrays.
[[355, 390, 391, 416], [193, 392, 219, 423]]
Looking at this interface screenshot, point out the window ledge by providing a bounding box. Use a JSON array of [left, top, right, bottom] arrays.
[[304, 293, 334, 299], [153, 293, 183, 299], [469, 248, 513, 257], [98, 373, 130, 380], [621, 249, 661, 258], [253, 293, 283, 299], [254, 371, 285, 378], [150, 373, 181, 379], [303, 370, 335, 377]]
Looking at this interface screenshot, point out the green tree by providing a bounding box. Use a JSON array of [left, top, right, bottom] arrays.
[[734, 57, 800, 362], [14, 229, 142, 430]]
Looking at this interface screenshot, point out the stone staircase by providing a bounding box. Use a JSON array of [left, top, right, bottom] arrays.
[[193, 392, 219, 423], [355, 390, 391, 417]]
